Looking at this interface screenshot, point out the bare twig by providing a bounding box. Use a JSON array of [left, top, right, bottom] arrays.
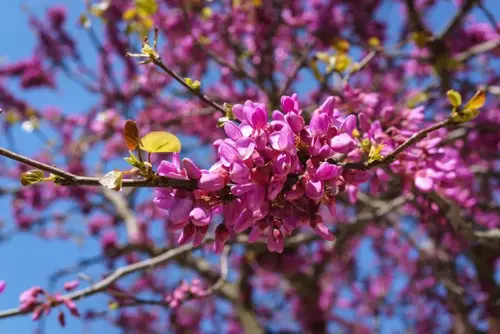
[[0, 233, 316, 320], [151, 57, 226, 114], [437, 0, 479, 41], [478, 3, 500, 34], [341, 50, 377, 85], [101, 188, 138, 240], [194, 245, 230, 298], [404, 0, 429, 33], [0, 242, 195, 319], [454, 39, 500, 63], [278, 43, 314, 96]]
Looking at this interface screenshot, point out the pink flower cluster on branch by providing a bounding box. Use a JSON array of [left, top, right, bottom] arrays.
[[0, 0, 498, 332], [153, 93, 452, 253]]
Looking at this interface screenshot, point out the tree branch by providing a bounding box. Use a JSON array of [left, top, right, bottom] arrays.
[[0, 234, 315, 320], [278, 43, 314, 96], [0, 242, 195, 319], [454, 39, 500, 63], [0, 146, 198, 190], [151, 58, 226, 114], [437, 0, 479, 41], [330, 119, 452, 170]]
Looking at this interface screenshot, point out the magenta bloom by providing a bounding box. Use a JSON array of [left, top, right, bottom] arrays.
[[198, 172, 225, 191], [415, 168, 442, 192], [269, 124, 295, 152]]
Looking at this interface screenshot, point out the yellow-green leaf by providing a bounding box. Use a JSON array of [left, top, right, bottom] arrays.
[[360, 138, 371, 154], [135, 0, 158, 16], [411, 31, 432, 48], [334, 54, 350, 73], [253, 0, 263, 7], [108, 302, 119, 310], [222, 102, 234, 120], [367, 143, 384, 164], [446, 90, 462, 108], [123, 8, 137, 21], [20, 170, 45, 186], [139, 131, 181, 153], [184, 77, 201, 91], [310, 60, 323, 82], [464, 89, 486, 112], [78, 14, 91, 30], [99, 170, 123, 191], [368, 37, 380, 48], [333, 38, 350, 53], [201, 7, 212, 19], [5, 110, 20, 124], [450, 109, 480, 124], [406, 92, 429, 108]]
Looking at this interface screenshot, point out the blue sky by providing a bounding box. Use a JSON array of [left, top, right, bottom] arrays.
[[0, 1, 498, 333], [0, 1, 114, 333]]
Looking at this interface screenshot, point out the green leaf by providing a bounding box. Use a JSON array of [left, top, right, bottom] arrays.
[[20, 170, 45, 186], [99, 170, 123, 191], [446, 90, 462, 108], [124, 151, 141, 168], [450, 89, 486, 124], [367, 143, 385, 164], [135, 0, 158, 16], [450, 109, 480, 124], [139, 131, 181, 153], [184, 77, 201, 92]]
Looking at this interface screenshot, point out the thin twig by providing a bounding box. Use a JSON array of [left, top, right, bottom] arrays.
[[330, 119, 452, 170], [341, 50, 377, 85], [0, 146, 198, 190], [278, 43, 314, 96], [197, 245, 231, 297], [437, 0, 479, 41], [478, 3, 500, 34], [0, 233, 314, 320], [454, 39, 500, 63], [151, 58, 226, 114], [0, 242, 195, 319]]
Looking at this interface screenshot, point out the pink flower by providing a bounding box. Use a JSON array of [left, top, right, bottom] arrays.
[[415, 168, 442, 193], [189, 201, 212, 226], [214, 223, 230, 253], [62, 298, 80, 317], [269, 124, 295, 152], [63, 280, 79, 291], [314, 162, 342, 181], [267, 228, 284, 253], [198, 172, 225, 191], [309, 112, 329, 137], [169, 197, 194, 225], [234, 208, 254, 233], [244, 104, 268, 130], [329, 133, 356, 153], [305, 179, 324, 201], [182, 158, 202, 180]]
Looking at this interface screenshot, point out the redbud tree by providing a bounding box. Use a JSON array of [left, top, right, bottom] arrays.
[[0, 0, 499, 332]]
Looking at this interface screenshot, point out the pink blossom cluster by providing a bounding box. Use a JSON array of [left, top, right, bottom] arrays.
[[164, 279, 205, 308], [154, 94, 377, 253], [17, 285, 80, 326], [0, 0, 499, 332]]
